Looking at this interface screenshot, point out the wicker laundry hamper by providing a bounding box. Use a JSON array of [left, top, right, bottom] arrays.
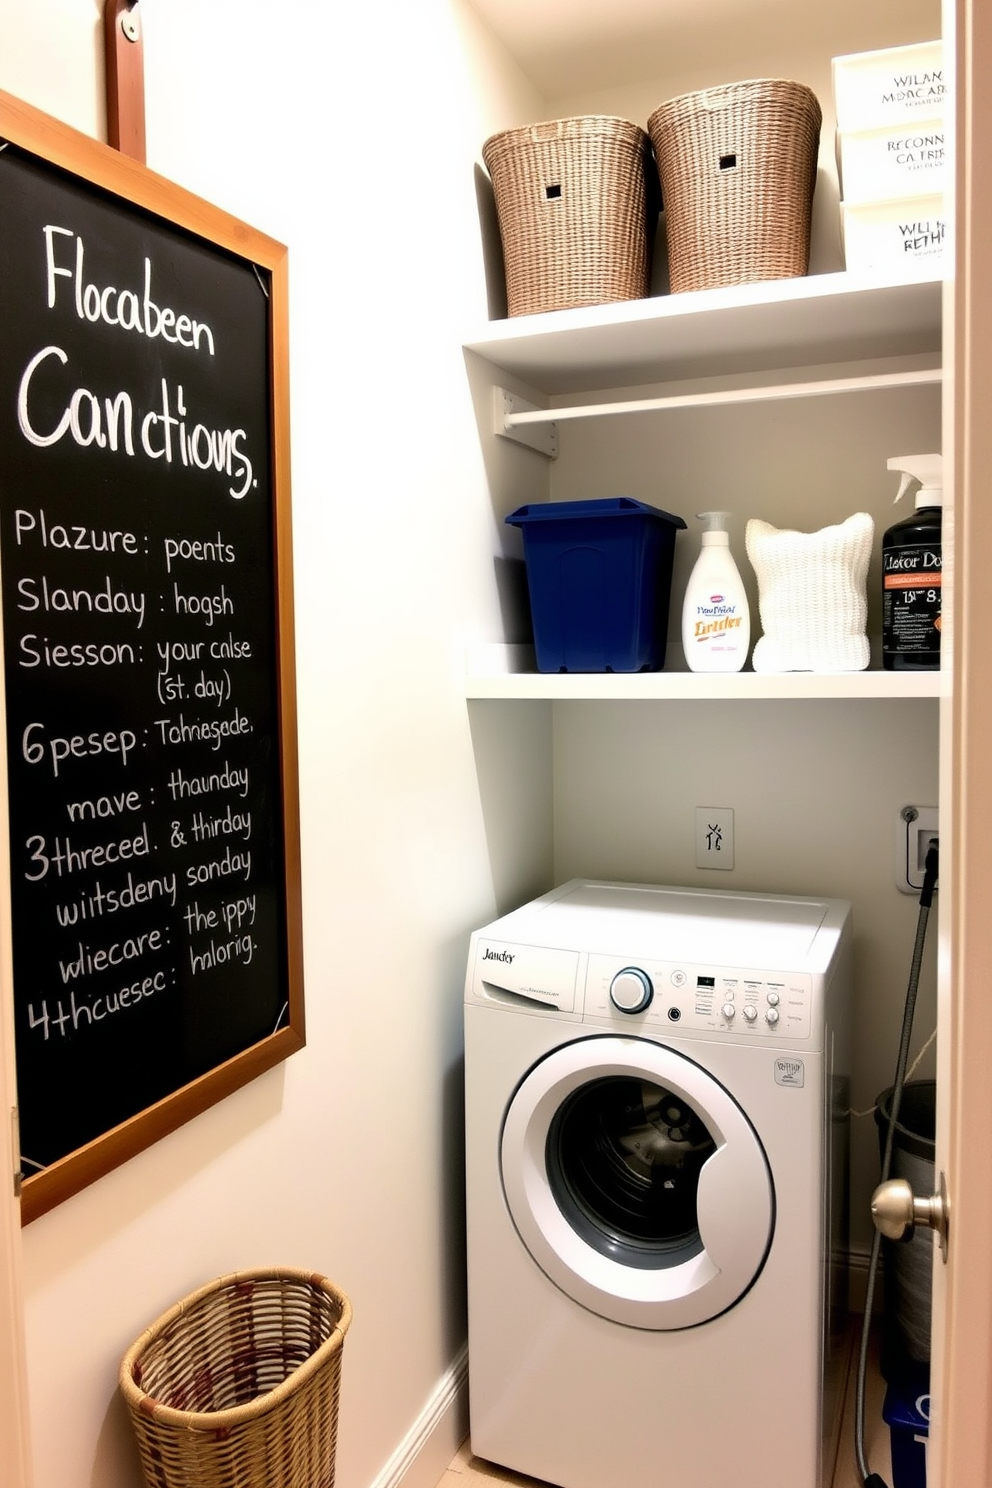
[[120, 1268, 352, 1488], [647, 79, 821, 293], [482, 115, 655, 316]]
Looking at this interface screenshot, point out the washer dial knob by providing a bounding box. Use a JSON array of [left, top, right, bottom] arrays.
[[743, 1005, 758, 1022], [766, 1008, 781, 1026], [721, 1003, 736, 1021], [609, 967, 654, 1014]]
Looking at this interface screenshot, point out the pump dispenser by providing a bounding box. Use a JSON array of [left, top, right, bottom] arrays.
[[882, 454, 943, 671], [681, 511, 750, 672]]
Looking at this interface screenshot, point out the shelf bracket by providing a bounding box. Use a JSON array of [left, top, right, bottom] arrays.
[[493, 387, 558, 459]]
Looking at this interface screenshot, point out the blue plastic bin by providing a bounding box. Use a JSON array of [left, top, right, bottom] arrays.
[[883, 1378, 930, 1488], [506, 498, 686, 673]]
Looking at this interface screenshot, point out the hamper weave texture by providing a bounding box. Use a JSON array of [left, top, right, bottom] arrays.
[[120, 1268, 352, 1488], [648, 79, 821, 293], [482, 115, 653, 316]]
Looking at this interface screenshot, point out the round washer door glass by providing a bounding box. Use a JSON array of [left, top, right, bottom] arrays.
[[501, 1036, 774, 1329]]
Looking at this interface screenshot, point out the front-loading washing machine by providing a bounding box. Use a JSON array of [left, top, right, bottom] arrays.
[[464, 879, 851, 1488]]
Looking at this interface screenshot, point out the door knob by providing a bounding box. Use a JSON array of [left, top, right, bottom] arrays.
[[871, 1172, 949, 1260]]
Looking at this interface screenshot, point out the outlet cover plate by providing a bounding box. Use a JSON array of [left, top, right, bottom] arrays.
[[696, 806, 734, 870], [896, 805, 939, 894]]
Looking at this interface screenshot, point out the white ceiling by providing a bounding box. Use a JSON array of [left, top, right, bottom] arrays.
[[464, 0, 942, 102]]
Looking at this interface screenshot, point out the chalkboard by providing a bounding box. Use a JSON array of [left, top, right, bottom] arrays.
[[0, 93, 303, 1223]]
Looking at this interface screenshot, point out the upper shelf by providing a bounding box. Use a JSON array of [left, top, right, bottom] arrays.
[[463, 269, 943, 395]]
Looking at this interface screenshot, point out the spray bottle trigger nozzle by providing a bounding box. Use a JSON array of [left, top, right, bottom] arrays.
[[894, 473, 914, 504]]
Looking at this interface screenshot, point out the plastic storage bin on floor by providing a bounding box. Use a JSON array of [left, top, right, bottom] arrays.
[[119, 1267, 352, 1488], [883, 1376, 930, 1488], [506, 498, 686, 673]]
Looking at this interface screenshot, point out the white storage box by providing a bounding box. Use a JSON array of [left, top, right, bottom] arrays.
[[841, 195, 945, 275], [837, 118, 946, 203], [832, 41, 946, 132]]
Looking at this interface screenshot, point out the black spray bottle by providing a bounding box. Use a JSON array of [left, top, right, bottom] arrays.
[[882, 453, 943, 670]]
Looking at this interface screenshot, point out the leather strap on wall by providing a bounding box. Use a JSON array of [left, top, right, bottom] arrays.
[[104, 0, 145, 163]]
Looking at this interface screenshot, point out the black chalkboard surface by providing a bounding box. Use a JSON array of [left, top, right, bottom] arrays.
[[0, 93, 303, 1222]]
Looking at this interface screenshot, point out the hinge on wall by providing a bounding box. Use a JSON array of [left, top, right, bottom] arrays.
[[11, 1107, 21, 1198], [493, 386, 558, 459]]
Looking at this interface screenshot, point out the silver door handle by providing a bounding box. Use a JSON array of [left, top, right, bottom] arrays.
[[871, 1172, 949, 1260]]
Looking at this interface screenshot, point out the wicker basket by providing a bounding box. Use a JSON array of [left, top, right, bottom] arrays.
[[647, 79, 821, 293], [120, 1268, 352, 1488], [482, 115, 654, 317]]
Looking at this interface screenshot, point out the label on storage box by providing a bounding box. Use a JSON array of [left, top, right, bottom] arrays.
[[837, 120, 946, 203], [833, 40, 947, 131], [841, 196, 945, 274]]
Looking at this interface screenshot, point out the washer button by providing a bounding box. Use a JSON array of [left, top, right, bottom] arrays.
[[721, 1003, 736, 1021], [671, 970, 687, 988], [743, 1005, 758, 1022], [766, 1008, 781, 1026]]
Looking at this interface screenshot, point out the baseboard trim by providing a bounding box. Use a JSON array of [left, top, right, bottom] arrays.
[[367, 1344, 469, 1488]]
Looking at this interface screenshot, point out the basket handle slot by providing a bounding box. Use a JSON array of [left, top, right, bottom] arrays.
[[719, 153, 738, 170], [545, 183, 562, 199]]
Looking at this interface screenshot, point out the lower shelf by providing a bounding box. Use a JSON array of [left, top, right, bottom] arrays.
[[466, 646, 943, 701]]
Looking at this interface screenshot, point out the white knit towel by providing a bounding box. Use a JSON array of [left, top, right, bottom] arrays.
[[745, 512, 874, 673]]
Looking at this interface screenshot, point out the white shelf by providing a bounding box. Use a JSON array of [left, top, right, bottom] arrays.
[[464, 269, 942, 394], [465, 648, 942, 700], [467, 272, 944, 705]]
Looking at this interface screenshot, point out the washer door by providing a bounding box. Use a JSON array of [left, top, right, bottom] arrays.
[[501, 1036, 774, 1329]]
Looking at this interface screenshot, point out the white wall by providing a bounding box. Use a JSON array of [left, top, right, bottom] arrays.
[[0, 3, 549, 1487]]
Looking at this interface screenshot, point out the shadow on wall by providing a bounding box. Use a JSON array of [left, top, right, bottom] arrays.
[[467, 699, 554, 920], [439, 1053, 469, 1360], [460, 345, 543, 647], [493, 556, 533, 649], [474, 163, 508, 322], [90, 1375, 141, 1488]]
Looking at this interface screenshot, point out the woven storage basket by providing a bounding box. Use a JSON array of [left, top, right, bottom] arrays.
[[647, 79, 821, 293], [120, 1268, 352, 1488], [482, 115, 654, 317]]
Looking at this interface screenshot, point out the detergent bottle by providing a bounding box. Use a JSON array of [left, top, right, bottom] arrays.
[[882, 454, 943, 671], [681, 511, 750, 672]]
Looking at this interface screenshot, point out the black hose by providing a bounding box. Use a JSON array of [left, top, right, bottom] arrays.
[[854, 838, 938, 1486]]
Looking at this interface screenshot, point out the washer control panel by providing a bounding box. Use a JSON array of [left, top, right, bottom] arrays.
[[586, 955, 813, 1039]]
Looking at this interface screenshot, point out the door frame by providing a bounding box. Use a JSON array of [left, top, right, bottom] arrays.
[[932, 0, 992, 1481]]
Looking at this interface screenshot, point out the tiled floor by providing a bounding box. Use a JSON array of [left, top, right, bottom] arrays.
[[437, 1325, 893, 1488]]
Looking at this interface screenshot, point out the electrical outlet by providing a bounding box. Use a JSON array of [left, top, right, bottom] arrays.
[[896, 805, 939, 894], [696, 806, 734, 870]]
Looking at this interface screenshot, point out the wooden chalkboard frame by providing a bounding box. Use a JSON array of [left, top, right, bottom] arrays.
[[0, 91, 304, 1224]]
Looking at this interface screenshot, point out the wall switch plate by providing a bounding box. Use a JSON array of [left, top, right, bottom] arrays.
[[896, 805, 939, 894], [696, 806, 734, 870]]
